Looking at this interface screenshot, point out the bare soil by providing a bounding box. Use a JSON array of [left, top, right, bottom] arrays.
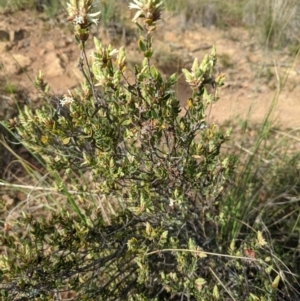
[[1, 9, 300, 129]]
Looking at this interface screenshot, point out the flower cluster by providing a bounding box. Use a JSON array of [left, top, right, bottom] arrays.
[[182, 47, 218, 90], [67, 0, 101, 42], [60, 91, 75, 107], [129, 0, 164, 24]]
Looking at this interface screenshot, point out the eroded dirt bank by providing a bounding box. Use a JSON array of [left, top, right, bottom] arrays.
[[1, 10, 300, 128]]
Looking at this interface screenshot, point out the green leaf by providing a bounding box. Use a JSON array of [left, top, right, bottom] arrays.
[[144, 49, 153, 58], [160, 231, 168, 240], [249, 293, 260, 301], [166, 73, 177, 87], [272, 274, 281, 289], [151, 110, 158, 119], [213, 285, 219, 299], [150, 65, 159, 79], [182, 68, 193, 81], [62, 137, 70, 145], [135, 22, 144, 32], [121, 119, 132, 126], [138, 37, 147, 52], [195, 278, 206, 292], [137, 72, 151, 81]]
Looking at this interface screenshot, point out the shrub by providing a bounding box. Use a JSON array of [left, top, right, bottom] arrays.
[[2, 1, 295, 300]]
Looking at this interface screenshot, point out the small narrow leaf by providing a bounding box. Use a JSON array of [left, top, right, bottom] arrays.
[[195, 278, 206, 292], [249, 293, 260, 301], [41, 135, 48, 144], [166, 73, 177, 87], [138, 37, 147, 52], [62, 137, 70, 145], [145, 222, 152, 236], [150, 65, 158, 78], [229, 239, 235, 252], [257, 230, 267, 247], [144, 49, 153, 58], [213, 285, 219, 299], [272, 274, 281, 289]]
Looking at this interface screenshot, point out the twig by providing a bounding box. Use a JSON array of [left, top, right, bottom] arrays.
[[146, 248, 262, 263], [234, 142, 271, 164], [0, 181, 101, 196], [272, 129, 300, 142]]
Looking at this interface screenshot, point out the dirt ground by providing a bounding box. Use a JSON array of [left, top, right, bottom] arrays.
[[1, 9, 300, 129]]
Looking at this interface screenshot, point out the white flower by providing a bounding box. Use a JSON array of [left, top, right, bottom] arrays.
[[128, 0, 143, 10], [73, 15, 84, 25], [128, 0, 164, 23], [60, 93, 74, 107], [87, 11, 101, 25]]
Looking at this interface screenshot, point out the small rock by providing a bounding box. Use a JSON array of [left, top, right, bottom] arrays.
[[66, 37, 73, 45], [60, 53, 69, 64], [0, 95, 15, 119], [0, 22, 7, 29], [9, 30, 14, 41], [44, 52, 64, 77], [12, 53, 31, 68], [45, 41, 55, 51], [16, 39, 30, 50], [1, 53, 31, 75], [0, 42, 11, 53], [1, 194, 15, 209], [56, 39, 67, 48], [39, 48, 46, 56]]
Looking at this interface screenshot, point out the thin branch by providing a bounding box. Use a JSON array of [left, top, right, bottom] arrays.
[[0, 181, 101, 196]]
